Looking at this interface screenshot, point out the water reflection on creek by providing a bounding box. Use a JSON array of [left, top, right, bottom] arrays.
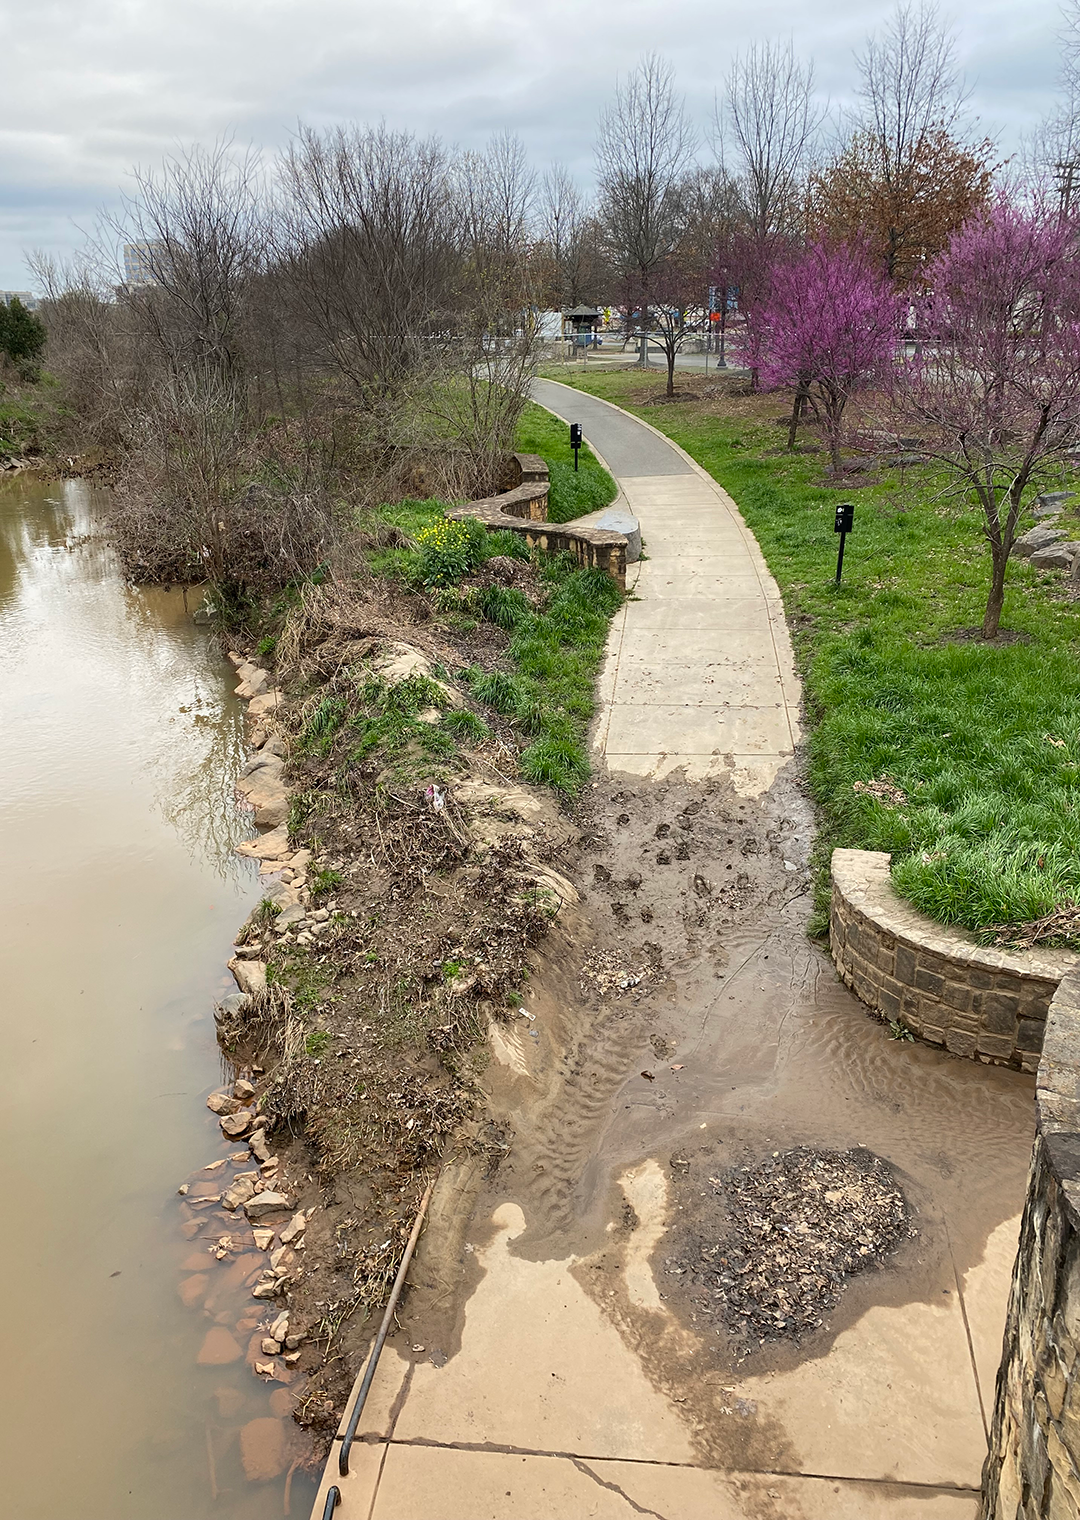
[[0, 477, 316, 1518]]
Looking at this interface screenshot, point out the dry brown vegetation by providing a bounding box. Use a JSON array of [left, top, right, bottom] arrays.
[[214, 570, 584, 1435]]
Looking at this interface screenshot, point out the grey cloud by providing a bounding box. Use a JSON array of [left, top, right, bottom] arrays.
[[0, 0, 1069, 284]]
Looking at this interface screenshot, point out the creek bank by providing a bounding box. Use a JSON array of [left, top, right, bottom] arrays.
[[192, 572, 596, 1457]]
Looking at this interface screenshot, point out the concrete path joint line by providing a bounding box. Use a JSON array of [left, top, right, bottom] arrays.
[[946, 1217, 991, 1442], [377, 1435, 982, 1490]]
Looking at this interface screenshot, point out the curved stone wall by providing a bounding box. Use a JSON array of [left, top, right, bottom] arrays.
[[447, 452, 629, 589], [981, 968, 1080, 1517], [830, 848, 1078, 1071]]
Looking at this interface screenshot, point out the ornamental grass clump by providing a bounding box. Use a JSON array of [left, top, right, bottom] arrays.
[[415, 517, 485, 587]]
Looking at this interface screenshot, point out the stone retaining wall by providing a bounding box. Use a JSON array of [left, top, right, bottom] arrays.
[[830, 848, 1078, 1072], [981, 968, 1080, 1517], [447, 451, 628, 589]]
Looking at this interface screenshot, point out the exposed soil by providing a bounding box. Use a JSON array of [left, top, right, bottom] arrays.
[[385, 751, 1033, 1480], [204, 567, 593, 1454]]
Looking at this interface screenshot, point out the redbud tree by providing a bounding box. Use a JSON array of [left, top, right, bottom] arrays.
[[741, 239, 901, 470], [894, 200, 1080, 638]]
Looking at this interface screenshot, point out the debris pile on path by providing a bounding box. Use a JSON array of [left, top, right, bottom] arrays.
[[578, 946, 662, 1001], [676, 1146, 911, 1347]]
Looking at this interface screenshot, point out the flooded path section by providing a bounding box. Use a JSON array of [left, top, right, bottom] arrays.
[[0, 476, 316, 1519]]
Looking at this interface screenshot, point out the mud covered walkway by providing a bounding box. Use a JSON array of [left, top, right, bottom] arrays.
[[311, 385, 1034, 1520]]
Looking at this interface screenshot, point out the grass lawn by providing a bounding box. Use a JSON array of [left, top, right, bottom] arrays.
[[515, 399, 617, 522], [542, 363, 1080, 945]]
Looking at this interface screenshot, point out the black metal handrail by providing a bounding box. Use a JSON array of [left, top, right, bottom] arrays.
[[338, 1179, 435, 1477], [322, 1485, 341, 1517]]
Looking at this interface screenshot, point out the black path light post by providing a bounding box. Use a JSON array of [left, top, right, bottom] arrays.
[[834, 502, 854, 583], [570, 422, 582, 472]]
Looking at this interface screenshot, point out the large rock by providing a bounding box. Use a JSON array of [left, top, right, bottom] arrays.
[[252, 1277, 284, 1299], [221, 1110, 254, 1139], [247, 691, 283, 719], [1014, 525, 1067, 558], [247, 785, 288, 829], [372, 642, 463, 707], [178, 1273, 209, 1308], [206, 1092, 241, 1115], [196, 1327, 243, 1365], [245, 1191, 293, 1221], [215, 991, 251, 1021], [1030, 541, 1080, 570], [238, 751, 284, 782], [228, 958, 266, 996], [235, 825, 291, 861], [222, 1174, 258, 1211], [239, 1417, 287, 1481], [1036, 490, 1074, 514], [236, 669, 269, 699], [280, 1213, 307, 1245]]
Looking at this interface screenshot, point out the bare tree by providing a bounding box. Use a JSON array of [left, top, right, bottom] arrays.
[[595, 54, 696, 339], [856, 1, 965, 176], [481, 130, 536, 259], [278, 124, 462, 408], [1028, 0, 1080, 211], [678, 163, 744, 271], [109, 142, 267, 378], [722, 40, 821, 240], [830, 1, 983, 279]]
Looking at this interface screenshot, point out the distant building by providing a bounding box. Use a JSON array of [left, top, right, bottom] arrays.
[[0, 290, 38, 311], [123, 242, 165, 287]]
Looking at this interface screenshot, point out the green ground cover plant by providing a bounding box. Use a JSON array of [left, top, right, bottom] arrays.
[[515, 400, 617, 523], [372, 495, 623, 794], [546, 366, 1080, 944]]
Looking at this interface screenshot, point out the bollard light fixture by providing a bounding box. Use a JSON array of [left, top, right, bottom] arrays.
[[834, 502, 855, 583]]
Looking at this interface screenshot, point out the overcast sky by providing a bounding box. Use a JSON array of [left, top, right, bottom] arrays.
[[0, 0, 1068, 288]]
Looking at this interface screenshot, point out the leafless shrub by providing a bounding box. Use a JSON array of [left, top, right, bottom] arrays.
[[277, 124, 462, 408], [110, 368, 340, 595]]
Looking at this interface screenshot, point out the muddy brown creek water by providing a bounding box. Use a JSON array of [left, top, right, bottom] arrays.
[[0, 476, 317, 1519]]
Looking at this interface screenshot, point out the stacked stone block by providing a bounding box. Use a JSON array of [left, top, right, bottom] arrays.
[[830, 849, 1077, 1072], [982, 971, 1080, 1517]]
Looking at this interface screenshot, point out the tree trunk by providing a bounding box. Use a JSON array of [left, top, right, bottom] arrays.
[[982, 542, 1007, 638], [666, 347, 676, 397], [788, 376, 810, 450]]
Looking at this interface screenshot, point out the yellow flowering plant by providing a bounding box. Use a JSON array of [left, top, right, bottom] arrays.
[[416, 516, 485, 587]]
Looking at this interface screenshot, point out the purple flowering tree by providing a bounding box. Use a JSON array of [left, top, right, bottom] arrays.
[[741, 240, 901, 469], [895, 200, 1080, 638]]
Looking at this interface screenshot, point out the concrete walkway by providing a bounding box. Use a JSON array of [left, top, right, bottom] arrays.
[[308, 384, 1024, 1520], [532, 379, 800, 798]]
